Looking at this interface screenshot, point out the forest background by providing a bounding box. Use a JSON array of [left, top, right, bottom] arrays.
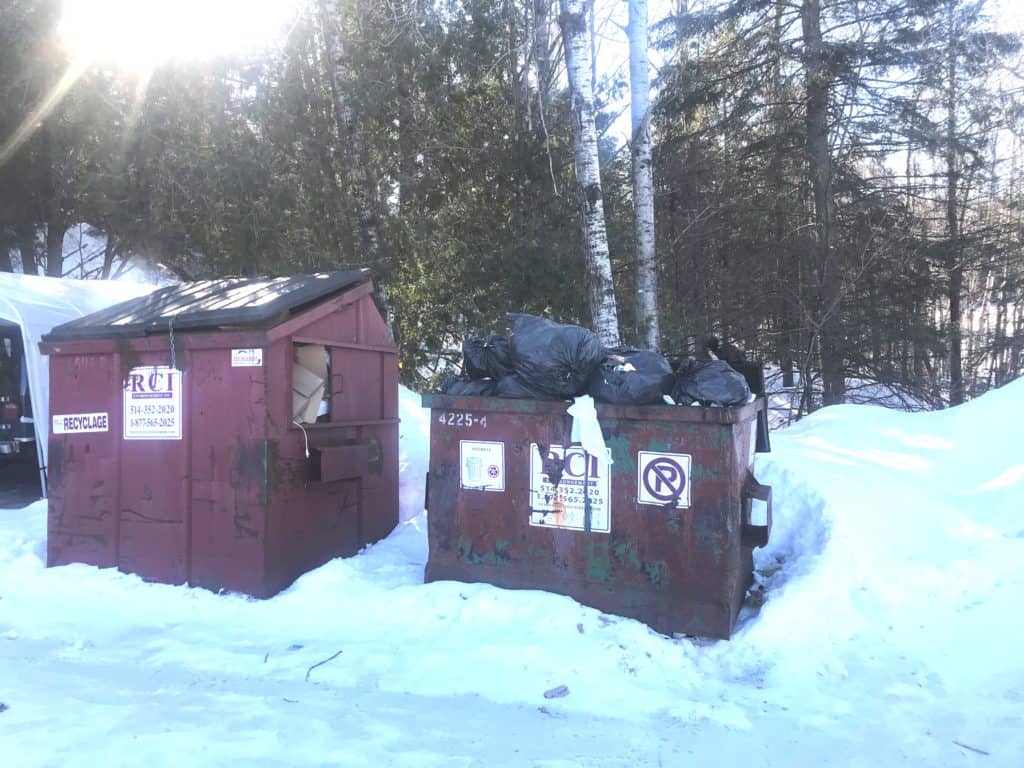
[[1, 0, 1022, 416]]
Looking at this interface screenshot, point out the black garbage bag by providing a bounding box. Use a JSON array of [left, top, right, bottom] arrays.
[[462, 335, 514, 380], [699, 335, 766, 395], [507, 313, 605, 398], [673, 359, 751, 407], [588, 349, 675, 405], [494, 374, 554, 400], [441, 378, 497, 397], [698, 335, 748, 367]]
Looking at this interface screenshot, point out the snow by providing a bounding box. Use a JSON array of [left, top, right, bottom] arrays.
[[2, 382, 1023, 765], [764, 366, 930, 430]]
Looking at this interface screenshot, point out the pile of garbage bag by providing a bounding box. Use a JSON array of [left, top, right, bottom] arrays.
[[440, 314, 754, 408]]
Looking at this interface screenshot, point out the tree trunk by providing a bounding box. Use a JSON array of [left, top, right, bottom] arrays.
[[768, 0, 795, 387], [45, 219, 66, 277], [533, 0, 553, 95], [0, 237, 12, 273], [944, 4, 964, 406], [318, 0, 380, 264], [559, 0, 621, 346], [801, 0, 844, 406], [628, 0, 660, 350], [17, 226, 38, 276], [101, 234, 120, 279], [41, 116, 66, 278]]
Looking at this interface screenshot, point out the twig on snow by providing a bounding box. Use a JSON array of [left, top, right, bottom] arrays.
[[952, 740, 990, 756], [305, 649, 344, 682], [543, 685, 570, 699]]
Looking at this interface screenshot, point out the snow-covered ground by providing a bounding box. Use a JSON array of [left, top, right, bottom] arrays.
[[1, 383, 1022, 766]]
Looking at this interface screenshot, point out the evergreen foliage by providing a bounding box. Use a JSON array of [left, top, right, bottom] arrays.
[[0, 0, 1020, 406]]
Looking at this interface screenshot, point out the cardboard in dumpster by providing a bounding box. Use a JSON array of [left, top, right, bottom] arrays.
[[295, 344, 328, 378], [292, 344, 328, 424]]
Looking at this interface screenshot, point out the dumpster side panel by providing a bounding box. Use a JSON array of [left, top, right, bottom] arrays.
[[188, 344, 269, 596], [605, 416, 744, 637], [47, 353, 122, 569], [264, 321, 399, 595], [117, 350, 190, 584], [424, 398, 762, 639]]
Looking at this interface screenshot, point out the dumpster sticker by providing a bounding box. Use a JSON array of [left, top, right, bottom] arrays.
[[637, 451, 692, 508], [460, 440, 505, 491], [123, 366, 183, 440], [52, 412, 109, 435], [439, 411, 488, 428], [529, 444, 611, 533], [231, 348, 263, 367]]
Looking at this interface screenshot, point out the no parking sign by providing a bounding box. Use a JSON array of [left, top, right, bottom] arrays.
[[637, 451, 692, 508]]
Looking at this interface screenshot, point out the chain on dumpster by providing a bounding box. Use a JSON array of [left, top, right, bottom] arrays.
[[167, 316, 176, 370]]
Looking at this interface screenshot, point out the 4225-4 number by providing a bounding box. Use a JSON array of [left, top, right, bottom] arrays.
[[438, 411, 487, 428]]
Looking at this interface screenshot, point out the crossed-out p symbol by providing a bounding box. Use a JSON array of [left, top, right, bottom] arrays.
[[637, 451, 692, 508]]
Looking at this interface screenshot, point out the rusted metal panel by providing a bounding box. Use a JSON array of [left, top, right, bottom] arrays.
[[44, 275, 398, 598], [46, 353, 123, 570], [422, 394, 769, 639], [316, 444, 369, 482], [116, 349, 191, 584], [187, 346, 269, 595], [264, 292, 399, 592]]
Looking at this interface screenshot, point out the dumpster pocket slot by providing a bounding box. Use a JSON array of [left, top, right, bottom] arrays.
[[308, 444, 367, 483], [741, 475, 772, 548]]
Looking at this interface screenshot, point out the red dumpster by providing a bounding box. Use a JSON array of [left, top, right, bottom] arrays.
[[422, 394, 771, 639], [41, 270, 398, 597]]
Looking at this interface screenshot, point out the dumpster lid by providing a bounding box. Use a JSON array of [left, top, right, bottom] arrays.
[[42, 270, 371, 341]]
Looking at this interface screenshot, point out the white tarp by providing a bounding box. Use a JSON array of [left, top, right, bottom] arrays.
[[0, 273, 157, 495]]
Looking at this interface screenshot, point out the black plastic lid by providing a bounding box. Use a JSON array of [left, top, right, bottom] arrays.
[[43, 270, 370, 342]]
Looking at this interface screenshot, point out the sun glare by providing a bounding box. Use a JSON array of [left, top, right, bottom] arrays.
[[59, 0, 299, 72]]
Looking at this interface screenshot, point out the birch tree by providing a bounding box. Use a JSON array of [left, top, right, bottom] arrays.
[[628, 0, 659, 350], [559, 0, 621, 346]]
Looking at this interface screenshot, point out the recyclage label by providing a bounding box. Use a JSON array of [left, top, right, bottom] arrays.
[[231, 348, 263, 367], [529, 444, 610, 533], [460, 440, 505, 491], [52, 412, 108, 435], [123, 366, 183, 440]]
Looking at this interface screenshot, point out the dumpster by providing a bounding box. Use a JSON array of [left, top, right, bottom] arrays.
[[41, 270, 398, 597], [422, 394, 771, 639]]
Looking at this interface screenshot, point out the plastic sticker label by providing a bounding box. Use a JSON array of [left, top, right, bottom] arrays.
[[123, 366, 183, 440], [52, 412, 108, 435], [637, 451, 692, 508], [231, 348, 263, 367], [529, 444, 610, 533], [460, 440, 505, 491]]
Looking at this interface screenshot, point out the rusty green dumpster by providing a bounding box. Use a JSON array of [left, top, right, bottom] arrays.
[[422, 395, 771, 639]]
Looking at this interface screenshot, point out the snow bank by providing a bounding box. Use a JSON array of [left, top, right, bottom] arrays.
[[1, 379, 1022, 765], [745, 379, 1024, 751], [398, 385, 429, 522]]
